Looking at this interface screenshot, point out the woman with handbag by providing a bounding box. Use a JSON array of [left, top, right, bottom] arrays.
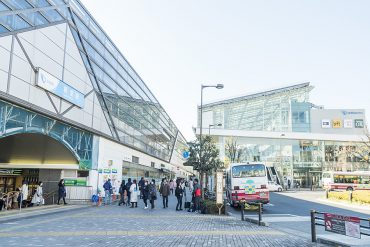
[[31, 181, 43, 206], [129, 179, 138, 208], [57, 179, 67, 205], [149, 179, 157, 209]]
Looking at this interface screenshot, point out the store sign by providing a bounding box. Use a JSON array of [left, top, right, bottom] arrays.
[[111, 169, 117, 174], [36, 68, 85, 108], [332, 119, 342, 128], [324, 213, 361, 239], [342, 111, 363, 116], [321, 119, 331, 128], [103, 169, 111, 174], [343, 119, 353, 129], [0, 169, 22, 175], [354, 119, 364, 128], [64, 178, 87, 186]]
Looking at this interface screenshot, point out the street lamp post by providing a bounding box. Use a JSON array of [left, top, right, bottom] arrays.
[[199, 84, 224, 193], [208, 123, 222, 135]]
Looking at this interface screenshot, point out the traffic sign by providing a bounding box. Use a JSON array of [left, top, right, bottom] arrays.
[[183, 151, 190, 159]]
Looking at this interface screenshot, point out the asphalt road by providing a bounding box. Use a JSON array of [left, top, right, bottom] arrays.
[[228, 191, 370, 243]]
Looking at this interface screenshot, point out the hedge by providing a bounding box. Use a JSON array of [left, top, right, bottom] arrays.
[[328, 190, 370, 204]]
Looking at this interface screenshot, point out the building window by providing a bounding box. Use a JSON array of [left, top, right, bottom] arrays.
[[132, 156, 139, 164], [161, 164, 165, 168], [108, 160, 113, 166], [151, 162, 155, 168], [77, 171, 89, 177]]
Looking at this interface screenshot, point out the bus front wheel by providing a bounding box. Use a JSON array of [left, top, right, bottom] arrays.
[[346, 187, 354, 191]]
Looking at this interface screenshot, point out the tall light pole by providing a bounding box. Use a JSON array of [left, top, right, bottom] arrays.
[[208, 123, 222, 135], [199, 84, 224, 192]]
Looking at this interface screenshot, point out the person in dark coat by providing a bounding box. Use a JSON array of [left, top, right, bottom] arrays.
[[160, 179, 170, 208], [57, 179, 67, 205], [175, 182, 184, 211], [126, 178, 132, 204], [118, 180, 126, 206], [138, 177, 145, 199], [149, 179, 157, 209], [142, 180, 150, 209]]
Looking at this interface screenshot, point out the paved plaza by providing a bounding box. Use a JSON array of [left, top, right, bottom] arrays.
[[0, 196, 319, 247]]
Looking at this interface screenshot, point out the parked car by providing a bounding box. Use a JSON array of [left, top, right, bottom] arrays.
[[268, 181, 283, 192]]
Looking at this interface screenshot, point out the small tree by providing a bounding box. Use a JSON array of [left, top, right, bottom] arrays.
[[353, 134, 370, 165], [225, 137, 243, 164], [185, 135, 224, 197]]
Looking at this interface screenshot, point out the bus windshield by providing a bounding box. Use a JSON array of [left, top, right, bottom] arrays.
[[232, 164, 266, 178]]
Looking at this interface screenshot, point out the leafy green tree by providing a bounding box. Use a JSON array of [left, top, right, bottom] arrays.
[[185, 135, 224, 197]]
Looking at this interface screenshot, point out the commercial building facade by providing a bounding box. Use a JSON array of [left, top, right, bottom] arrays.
[[0, 0, 193, 200], [197, 83, 369, 188]]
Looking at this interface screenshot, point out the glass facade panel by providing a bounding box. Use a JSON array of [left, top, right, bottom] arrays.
[[0, 0, 186, 163], [0, 14, 30, 30], [0, 2, 9, 11]]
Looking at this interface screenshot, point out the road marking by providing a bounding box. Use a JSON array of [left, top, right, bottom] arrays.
[[0, 230, 286, 237]]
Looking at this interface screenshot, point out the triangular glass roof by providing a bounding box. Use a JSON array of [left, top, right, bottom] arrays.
[[0, 0, 187, 162]]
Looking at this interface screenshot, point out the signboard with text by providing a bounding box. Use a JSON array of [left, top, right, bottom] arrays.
[[216, 171, 223, 204], [36, 68, 85, 108], [324, 213, 361, 239]]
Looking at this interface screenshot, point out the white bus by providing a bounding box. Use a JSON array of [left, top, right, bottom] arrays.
[[226, 163, 269, 207], [322, 171, 370, 191]]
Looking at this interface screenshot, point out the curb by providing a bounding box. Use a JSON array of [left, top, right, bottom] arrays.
[[317, 237, 351, 247], [0, 205, 89, 224], [243, 217, 269, 227]]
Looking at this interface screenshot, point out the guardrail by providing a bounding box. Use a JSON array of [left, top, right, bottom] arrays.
[[310, 210, 370, 242]]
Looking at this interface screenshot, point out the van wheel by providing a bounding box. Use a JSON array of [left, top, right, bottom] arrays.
[[278, 188, 282, 192], [346, 187, 353, 191]]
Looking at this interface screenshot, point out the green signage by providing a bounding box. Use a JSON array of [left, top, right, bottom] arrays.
[[64, 179, 87, 186]]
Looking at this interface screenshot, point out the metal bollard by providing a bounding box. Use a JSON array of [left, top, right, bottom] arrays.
[[224, 199, 227, 215], [349, 191, 353, 203], [310, 210, 316, 242], [258, 203, 262, 226], [241, 202, 245, 221], [326, 190, 328, 199]]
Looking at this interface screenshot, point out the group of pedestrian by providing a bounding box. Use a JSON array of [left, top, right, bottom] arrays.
[[103, 176, 200, 211]]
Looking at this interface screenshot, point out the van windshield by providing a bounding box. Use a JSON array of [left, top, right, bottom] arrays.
[[232, 164, 266, 178]]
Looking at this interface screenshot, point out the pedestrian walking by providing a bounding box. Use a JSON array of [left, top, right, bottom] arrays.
[[126, 178, 132, 204], [193, 179, 201, 213], [21, 180, 29, 207], [57, 179, 67, 205], [118, 180, 127, 206], [160, 179, 170, 208], [175, 182, 183, 211], [169, 179, 175, 195], [142, 180, 150, 209], [31, 181, 44, 206], [103, 179, 113, 205], [138, 177, 145, 199], [129, 179, 138, 208], [149, 179, 157, 209]]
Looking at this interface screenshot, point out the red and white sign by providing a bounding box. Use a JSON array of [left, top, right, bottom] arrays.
[[324, 213, 361, 239]]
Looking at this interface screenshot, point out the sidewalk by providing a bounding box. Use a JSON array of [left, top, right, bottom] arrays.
[[0, 204, 88, 223], [0, 194, 318, 247]]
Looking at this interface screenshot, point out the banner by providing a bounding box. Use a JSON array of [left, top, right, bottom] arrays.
[[36, 68, 85, 108]]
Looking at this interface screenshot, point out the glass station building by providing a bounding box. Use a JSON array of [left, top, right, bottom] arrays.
[[198, 83, 369, 188], [0, 0, 192, 200]]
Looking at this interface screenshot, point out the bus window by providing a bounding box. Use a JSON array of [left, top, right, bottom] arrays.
[[232, 164, 266, 178]]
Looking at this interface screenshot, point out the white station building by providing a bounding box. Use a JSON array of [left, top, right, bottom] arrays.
[[0, 0, 193, 201]]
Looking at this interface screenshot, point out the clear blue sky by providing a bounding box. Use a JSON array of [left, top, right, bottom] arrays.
[[81, 0, 370, 140]]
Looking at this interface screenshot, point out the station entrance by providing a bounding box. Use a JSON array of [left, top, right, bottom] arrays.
[[0, 133, 79, 205]]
